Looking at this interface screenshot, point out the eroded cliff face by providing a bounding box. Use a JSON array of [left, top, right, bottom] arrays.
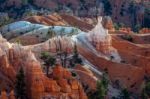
[[0, 35, 87, 99], [17, 17, 148, 95], [0, 11, 149, 98], [26, 62, 87, 99], [88, 17, 121, 62], [77, 43, 145, 93]]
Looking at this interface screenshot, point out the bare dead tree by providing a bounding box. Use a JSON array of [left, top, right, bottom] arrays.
[[64, 47, 69, 68], [58, 37, 63, 66], [49, 40, 51, 52], [54, 36, 59, 53]]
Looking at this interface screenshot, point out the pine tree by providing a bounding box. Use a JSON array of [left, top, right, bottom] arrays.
[[41, 52, 56, 76], [88, 73, 109, 99], [15, 67, 27, 99], [96, 80, 107, 99], [63, 50, 68, 68], [47, 28, 56, 39], [101, 72, 109, 89], [141, 89, 148, 99], [72, 43, 82, 66], [119, 88, 130, 99], [73, 42, 78, 60], [141, 81, 150, 99]]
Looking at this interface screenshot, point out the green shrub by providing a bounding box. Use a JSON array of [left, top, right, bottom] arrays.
[[119, 88, 131, 99], [141, 80, 150, 99], [71, 72, 77, 77], [121, 35, 133, 42]]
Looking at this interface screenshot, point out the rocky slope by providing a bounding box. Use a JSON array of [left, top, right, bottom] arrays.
[[24, 13, 94, 31], [0, 12, 150, 98], [0, 35, 89, 99]]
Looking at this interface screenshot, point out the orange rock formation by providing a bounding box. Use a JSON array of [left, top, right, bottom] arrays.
[[0, 36, 87, 99], [0, 90, 15, 99], [26, 62, 87, 99], [25, 13, 93, 31]]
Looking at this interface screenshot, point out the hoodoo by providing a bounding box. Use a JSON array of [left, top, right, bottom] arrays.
[[88, 17, 121, 62], [0, 0, 149, 98]]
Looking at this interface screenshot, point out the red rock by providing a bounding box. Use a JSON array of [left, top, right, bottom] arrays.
[[78, 43, 144, 93], [9, 90, 15, 99], [0, 34, 87, 99], [52, 65, 72, 80], [73, 69, 97, 90], [1, 91, 8, 99], [52, 65, 64, 80], [139, 28, 150, 34], [25, 13, 93, 32], [63, 69, 72, 79], [44, 78, 60, 92], [57, 78, 71, 93], [69, 79, 79, 90]]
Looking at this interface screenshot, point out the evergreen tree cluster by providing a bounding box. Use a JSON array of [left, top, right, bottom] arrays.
[[88, 72, 109, 99], [69, 43, 83, 67], [41, 52, 56, 76], [119, 88, 130, 99], [141, 81, 150, 99], [15, 67, 27, 99]]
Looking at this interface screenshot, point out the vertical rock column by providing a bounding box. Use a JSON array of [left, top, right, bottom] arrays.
[[26, 61, 45, 99], [88, 17, 112, 55], [88, 17, 121, 62]]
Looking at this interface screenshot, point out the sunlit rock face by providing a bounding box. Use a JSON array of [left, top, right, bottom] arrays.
[[88, 17, 121, 62], [25, 61, 88, 99], [0, 35, 88, 99], [0, 16, 121, 63], [88, 17, 111, 54]]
